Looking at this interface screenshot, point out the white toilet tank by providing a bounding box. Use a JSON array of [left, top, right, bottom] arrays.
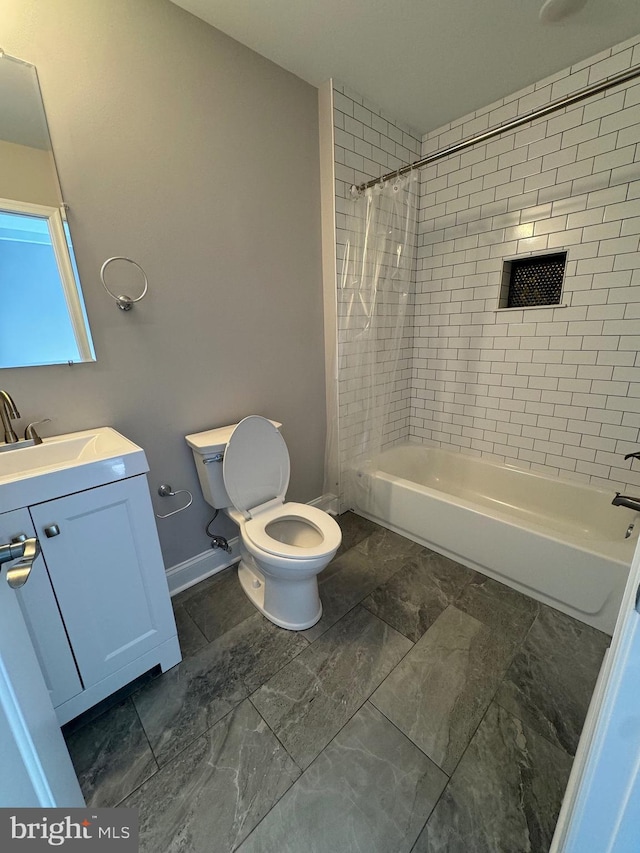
[[185, 420, 282, 510]]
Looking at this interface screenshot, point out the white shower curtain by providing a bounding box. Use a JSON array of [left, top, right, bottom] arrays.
[[336, 171, 418, 512]]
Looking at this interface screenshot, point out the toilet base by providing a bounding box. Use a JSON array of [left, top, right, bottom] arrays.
[[238, 560, 323, 631]]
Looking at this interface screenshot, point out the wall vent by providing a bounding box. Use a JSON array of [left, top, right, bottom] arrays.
[[500, 252, 567, 309]]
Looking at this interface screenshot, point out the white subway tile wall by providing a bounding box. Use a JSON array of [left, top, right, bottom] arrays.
[[413, 34, 640, 494], [332, 34, 640, 497], [333, 83, 421, 473]]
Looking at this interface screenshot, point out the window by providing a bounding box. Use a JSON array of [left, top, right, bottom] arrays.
[[0, 199, 95, 368]]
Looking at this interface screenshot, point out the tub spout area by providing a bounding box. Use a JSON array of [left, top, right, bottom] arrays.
[[612, 493, 640, 513]]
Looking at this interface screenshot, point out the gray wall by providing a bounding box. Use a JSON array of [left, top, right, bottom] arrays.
[[3, 0, 326, 567]]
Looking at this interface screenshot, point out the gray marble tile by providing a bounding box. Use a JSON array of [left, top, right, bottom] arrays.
[[238, 702, 447, 853], [61, 670, 159, 739], [239, 614, 309, 694], [413, 702, 572, 853], [305, 526, 424, 641], [133, 612, 307, 764], [495, 603, 609, 755], [251, 606, 413, 769], [171, 569, 229, 608], [334, 510, 380, 554], [183, 566, 256, 643], [363, 550, 478, 642], [65, 699, 158, 808], [455, 573, 539, 645], [371, 605, 517, 773], [172, 602, 208, 658], [125, 699, 300, 853], [355, 524, 424, 565]]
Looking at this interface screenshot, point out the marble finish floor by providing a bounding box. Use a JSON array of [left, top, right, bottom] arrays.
[[63, 513, 609, 852]]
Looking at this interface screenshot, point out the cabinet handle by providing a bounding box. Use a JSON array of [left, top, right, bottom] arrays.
[[0, 541, 27, 566], [0, 537, 40, 589], [11, 533, 28, 544], [44, 524, 61, 538]]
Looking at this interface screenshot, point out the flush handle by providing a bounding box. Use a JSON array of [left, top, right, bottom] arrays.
[[203, 453, 224, 464], [44, 524, 61, 538]]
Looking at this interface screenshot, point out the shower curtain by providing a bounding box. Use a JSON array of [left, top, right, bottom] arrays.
[[336, 171, 418, 512]]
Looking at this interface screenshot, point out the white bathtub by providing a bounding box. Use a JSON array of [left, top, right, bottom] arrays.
[[352, 443, 639, 634]]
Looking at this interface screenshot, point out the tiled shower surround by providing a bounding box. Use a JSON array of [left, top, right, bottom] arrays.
[[334, 33, 640, 496], [333, 85, 421, 474]]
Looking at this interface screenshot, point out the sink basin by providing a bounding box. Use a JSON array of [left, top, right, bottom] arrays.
[[0, 435, 96, 477], [0, 427, 149, 513]]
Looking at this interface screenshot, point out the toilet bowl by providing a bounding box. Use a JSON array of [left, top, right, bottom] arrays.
[[186, 416, 341, 630]]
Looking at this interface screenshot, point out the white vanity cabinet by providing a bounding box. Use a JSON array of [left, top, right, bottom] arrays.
[[0, 471, 181, 726]]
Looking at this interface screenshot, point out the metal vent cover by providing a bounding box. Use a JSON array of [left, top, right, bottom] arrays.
[[503, 252, 566, 309]]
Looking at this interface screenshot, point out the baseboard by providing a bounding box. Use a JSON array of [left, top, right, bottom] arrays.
[[166, 537, 240, 597], [308, 492, 340, 515], [165, 493, 340, 595]]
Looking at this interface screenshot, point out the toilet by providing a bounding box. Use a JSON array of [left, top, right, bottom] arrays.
[[186, 416, 341, 630]]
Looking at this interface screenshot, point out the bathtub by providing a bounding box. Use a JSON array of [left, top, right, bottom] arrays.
[[352, 443, 639, 635]]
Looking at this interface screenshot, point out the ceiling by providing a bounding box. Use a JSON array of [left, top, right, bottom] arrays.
[[170, 0, 640, 135]]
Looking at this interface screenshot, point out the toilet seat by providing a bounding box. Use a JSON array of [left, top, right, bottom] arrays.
[[223, 416, 290, 519], [223, 417, 341, 562], [243, 501, 342, 560]]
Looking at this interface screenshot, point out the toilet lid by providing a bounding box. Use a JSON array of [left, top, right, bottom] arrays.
[[223, 416, 290, 518]]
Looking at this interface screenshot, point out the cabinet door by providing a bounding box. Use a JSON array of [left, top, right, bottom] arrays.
[[30, 476, 176, 689], [0, 508, 83, 709], [0, 514, 84, 807]]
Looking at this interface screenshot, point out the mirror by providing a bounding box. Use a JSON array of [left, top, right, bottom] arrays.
[[0, 51, 95, 369]]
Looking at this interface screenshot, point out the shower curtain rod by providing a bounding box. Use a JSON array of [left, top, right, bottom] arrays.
[[357, 62, 640, 192]]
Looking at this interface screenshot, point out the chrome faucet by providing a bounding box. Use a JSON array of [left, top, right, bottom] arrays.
[[612, 493, 640, 513], [612, 451, 640, 512], [0, 390, 20, 444], [24, 418, 51, 446]]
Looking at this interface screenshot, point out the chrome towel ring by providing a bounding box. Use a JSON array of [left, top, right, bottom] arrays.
[[100, 256, 149, 311]]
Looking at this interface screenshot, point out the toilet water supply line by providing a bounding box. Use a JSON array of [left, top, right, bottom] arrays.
[[155, 486, 231, 552], [206, 511, 232, 553]]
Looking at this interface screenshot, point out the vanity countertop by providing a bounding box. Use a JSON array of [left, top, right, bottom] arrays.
[[0, 427, 148, 513]]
